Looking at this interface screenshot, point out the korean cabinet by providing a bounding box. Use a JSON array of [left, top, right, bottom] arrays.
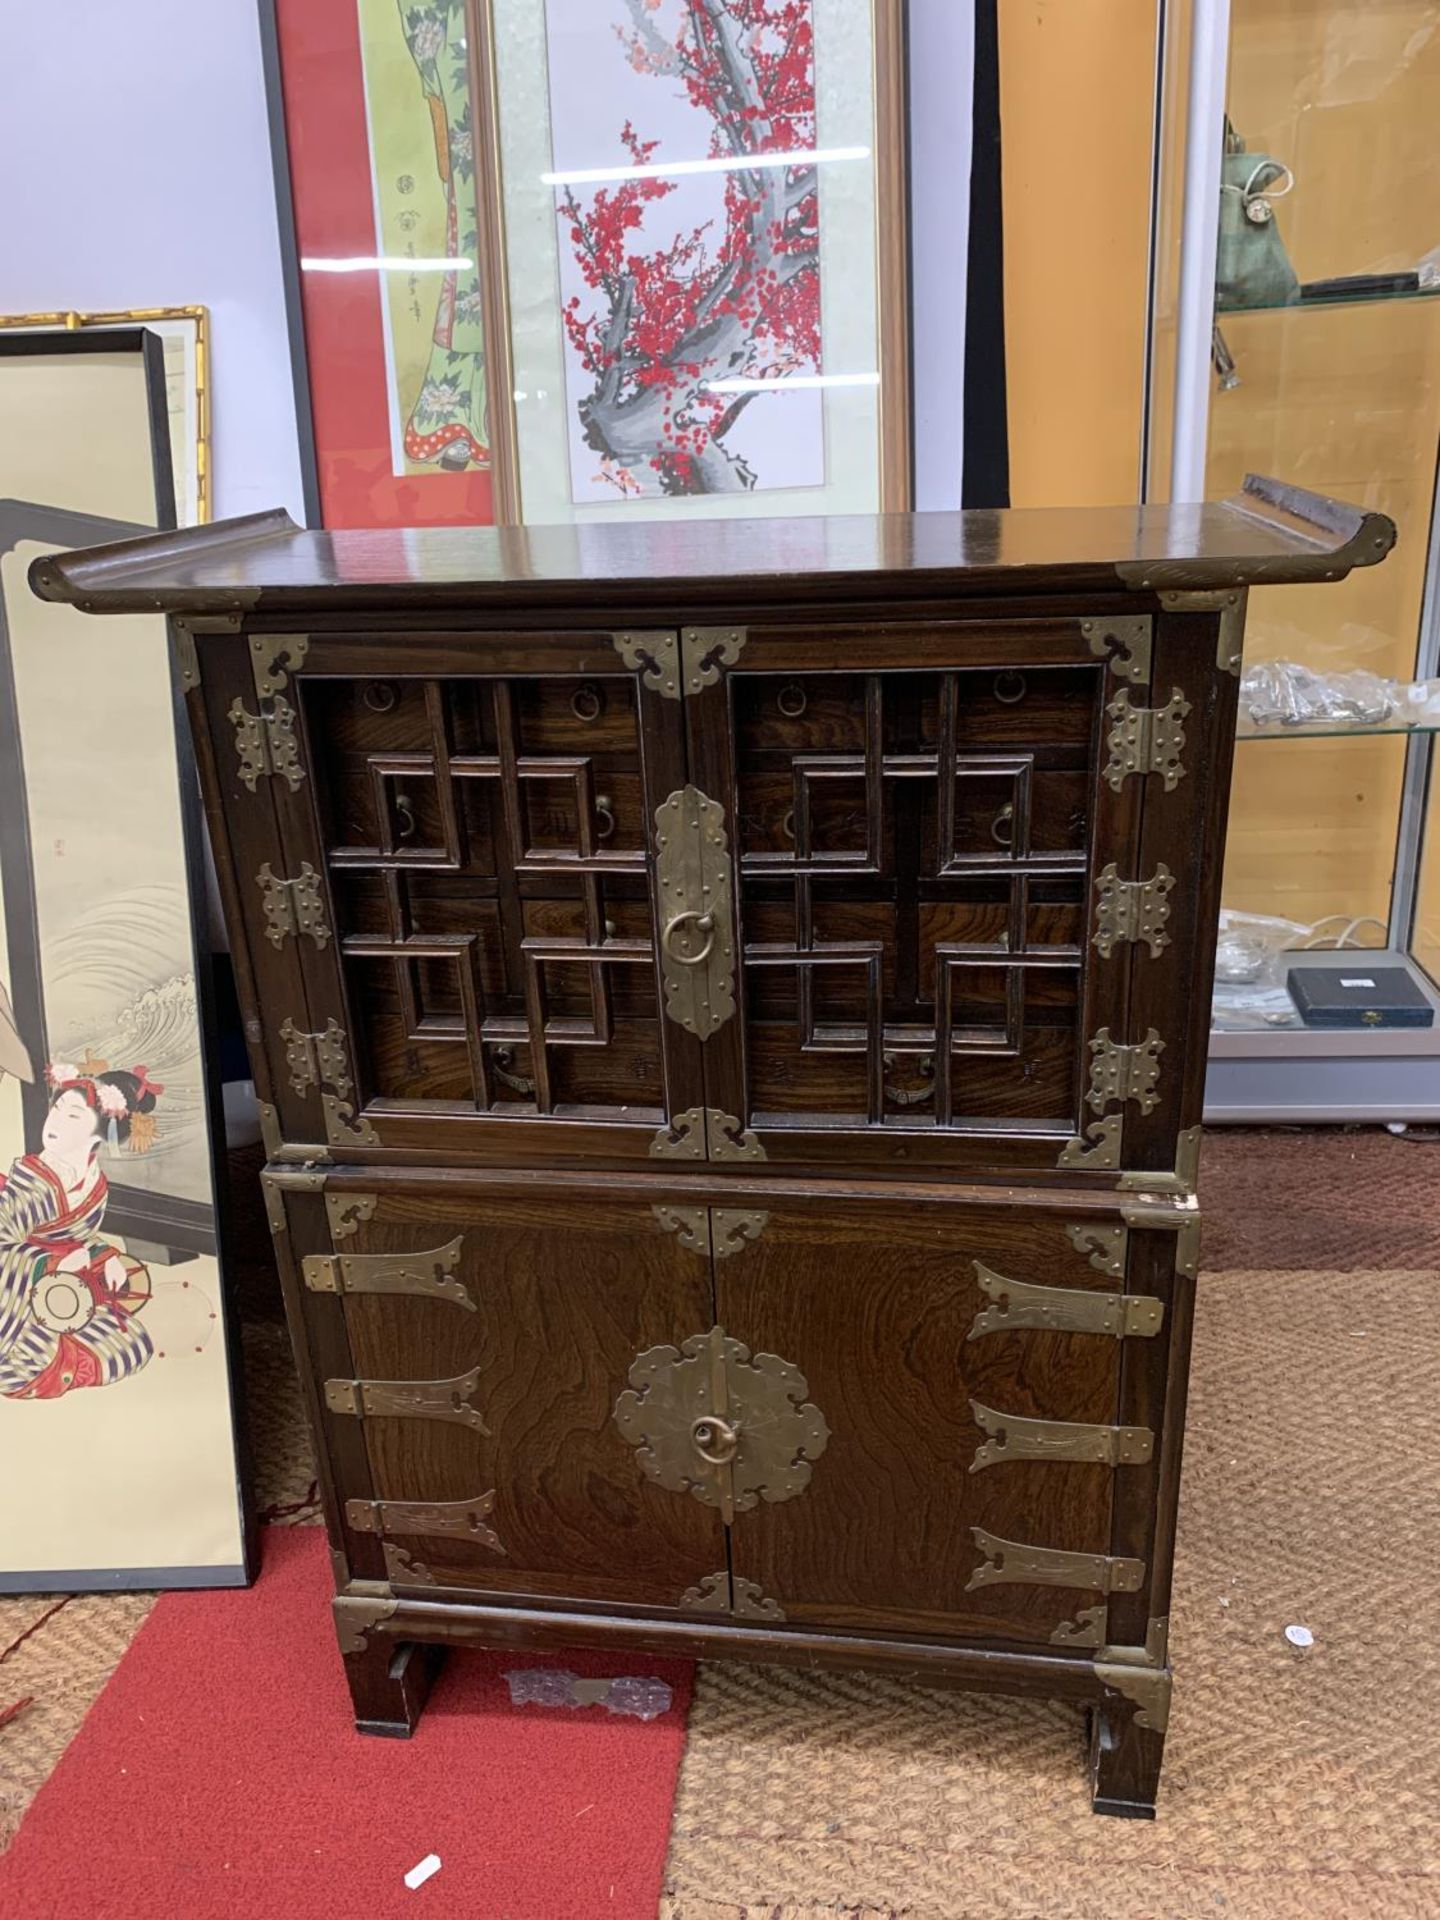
[[33, 476, 1392, 1815]]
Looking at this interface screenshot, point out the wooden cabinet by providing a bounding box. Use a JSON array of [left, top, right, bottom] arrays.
[[33, 477, 1393, 1815]]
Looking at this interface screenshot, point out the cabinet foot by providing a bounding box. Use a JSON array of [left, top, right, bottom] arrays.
[[1087, 1700, 1165, 1819], [346, 1637, 447, 1738]]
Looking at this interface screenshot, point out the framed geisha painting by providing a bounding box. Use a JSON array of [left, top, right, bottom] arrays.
[[263, 0, 910, 526]]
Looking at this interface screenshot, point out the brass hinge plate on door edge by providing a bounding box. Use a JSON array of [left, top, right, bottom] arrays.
[[967, 1261, 1164, 1341], [654, 787, 736, 1039], [345, 1490, 503, 1555], [1086, 1028, 1164, 1116], [229, 696, 305, 791], [278, 1017, 378, 1147], [968, 1399, 1153, 1472], [1092, 865, 1176, 959], [257, 863, 331, 949], [303, 1236, 474, 1310], [324, 1367, 489, 1433], [1103, 688, 1191, 790], [966, 1528, 1145, 1596]]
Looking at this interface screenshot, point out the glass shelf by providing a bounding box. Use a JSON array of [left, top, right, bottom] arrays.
[[1236, 719, 1440, 742], [1210, 951, 1440, 1055], [1219, 287, 1440, 317]]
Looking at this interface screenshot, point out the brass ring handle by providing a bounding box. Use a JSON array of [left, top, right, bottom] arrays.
[[363, 681, 399, 712], [993, 671, 1027, 705], [691, 1414, 739, 1465], [595, 792, 615, 840], [662, 909, 717, 966], [990, 802, 1014, 848], [781, 809, 795, 842], [571, 683, 604, 722], [395, 793, 417, 840], [777, 682, 808, 718]]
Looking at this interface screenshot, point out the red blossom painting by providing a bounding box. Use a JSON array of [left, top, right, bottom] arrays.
[[545, 0, 825, 500]]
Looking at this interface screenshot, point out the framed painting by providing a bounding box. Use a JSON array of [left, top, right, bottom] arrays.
[[490, 0, 910, 521], [263, 0, 907, 526], [0, 332, 250, 1590], [263, 0, 509, 527], [0, 308, 210, 527]]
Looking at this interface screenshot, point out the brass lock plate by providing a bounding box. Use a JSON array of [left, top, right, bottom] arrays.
[[654, 787, 736, 1039]]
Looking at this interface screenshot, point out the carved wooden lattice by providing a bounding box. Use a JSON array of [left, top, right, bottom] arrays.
[[732, 668, 1091, 1127], [310, 675, 665, 1116]]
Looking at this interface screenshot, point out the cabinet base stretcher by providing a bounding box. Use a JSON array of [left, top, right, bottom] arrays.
[[333, 1590, 1171, 1819]]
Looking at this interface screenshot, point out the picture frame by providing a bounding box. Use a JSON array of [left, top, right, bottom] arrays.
[[0, 308, 210, 528], [262, 0, 909, 527], [0, 331, 251, 1591]]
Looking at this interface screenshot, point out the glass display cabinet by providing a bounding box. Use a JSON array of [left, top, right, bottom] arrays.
[[1154, 0, 1440, 1120]]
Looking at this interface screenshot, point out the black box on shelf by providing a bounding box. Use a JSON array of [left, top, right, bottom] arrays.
[[1286, 963, 1436, 1029]]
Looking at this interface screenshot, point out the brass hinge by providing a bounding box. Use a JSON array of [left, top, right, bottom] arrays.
[[257, 863, 331, 949], [614, 1325, 828, 1528], [679, 1571, 785, 1621], [1057, 1114, 1122, 1171], [324, 1367, 488, 1433], [969, 1399, 1153, 1472], [967, 1528, 1145, 1596], [1103, 688, 1191, 791], [967, 1261, 1164, 1341], [326, 1191, 377, 1241], [1086, 1027, 1164, 1115], [1082, 613, 1152, 685], [303, 1237, 473, 1310], [260, 1171, 288, 1239], [345, 1491, 502, 1554], [278, 1017, 377, 1147], [654, 787, 736, 1039], [1092, 864, 1176, 959], [250, 632, 309, 699], [680, 625, 746, 692], [229, 696, 304, 791], [1159, 586, 1247, 676], [651, 1107, 767, 1255]]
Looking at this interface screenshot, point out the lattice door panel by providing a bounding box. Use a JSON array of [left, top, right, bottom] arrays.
[[298, 668, 682, 1127], [711, 661, 1118, 1152]]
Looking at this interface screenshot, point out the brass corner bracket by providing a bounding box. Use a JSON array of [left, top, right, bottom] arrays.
[[1082, 613, 1152, 685]]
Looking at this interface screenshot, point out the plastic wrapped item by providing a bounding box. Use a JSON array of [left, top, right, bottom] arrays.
[[1211, 909, 1388, 1030], [502, 1668, 674, 1720], [1239, 659, 1440, 731]]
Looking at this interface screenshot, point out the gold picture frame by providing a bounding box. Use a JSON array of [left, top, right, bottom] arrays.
[[0, 307, 210, 525]]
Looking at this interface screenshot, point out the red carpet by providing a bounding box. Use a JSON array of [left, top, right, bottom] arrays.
[[0, 1529, 693, 1919]]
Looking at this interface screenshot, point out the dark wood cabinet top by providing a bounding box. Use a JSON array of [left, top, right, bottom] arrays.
[[28, 474, 1394, 619]]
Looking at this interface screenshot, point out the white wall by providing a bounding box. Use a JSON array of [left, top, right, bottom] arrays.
[[0, 0, 306, 523], [908, 0, 974, 512]]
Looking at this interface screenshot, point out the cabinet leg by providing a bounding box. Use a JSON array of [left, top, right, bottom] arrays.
[[1088, 1696, 1167, 1819], [344, 1635, 447, 1738]]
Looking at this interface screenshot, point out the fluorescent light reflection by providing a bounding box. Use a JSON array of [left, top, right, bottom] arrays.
[[703, 372, 881, 394], [542, 145, 869, 187], [301, 255, 472, 272]]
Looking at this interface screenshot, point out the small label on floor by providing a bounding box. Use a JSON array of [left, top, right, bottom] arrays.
[[404, 1853, 441, 1890]]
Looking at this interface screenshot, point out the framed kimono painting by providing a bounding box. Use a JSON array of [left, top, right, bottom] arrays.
[[263, 0, 908, 526], [0, 331, 250, 1591]]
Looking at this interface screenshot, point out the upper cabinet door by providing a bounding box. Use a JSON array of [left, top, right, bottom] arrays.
[[201, 627, 704, 1162], [685, 617, 1158, 1178]]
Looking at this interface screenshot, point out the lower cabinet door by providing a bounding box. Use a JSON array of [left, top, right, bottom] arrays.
[[712, 1198, 1149, 1647], [310, 1186, 726, 1612]]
